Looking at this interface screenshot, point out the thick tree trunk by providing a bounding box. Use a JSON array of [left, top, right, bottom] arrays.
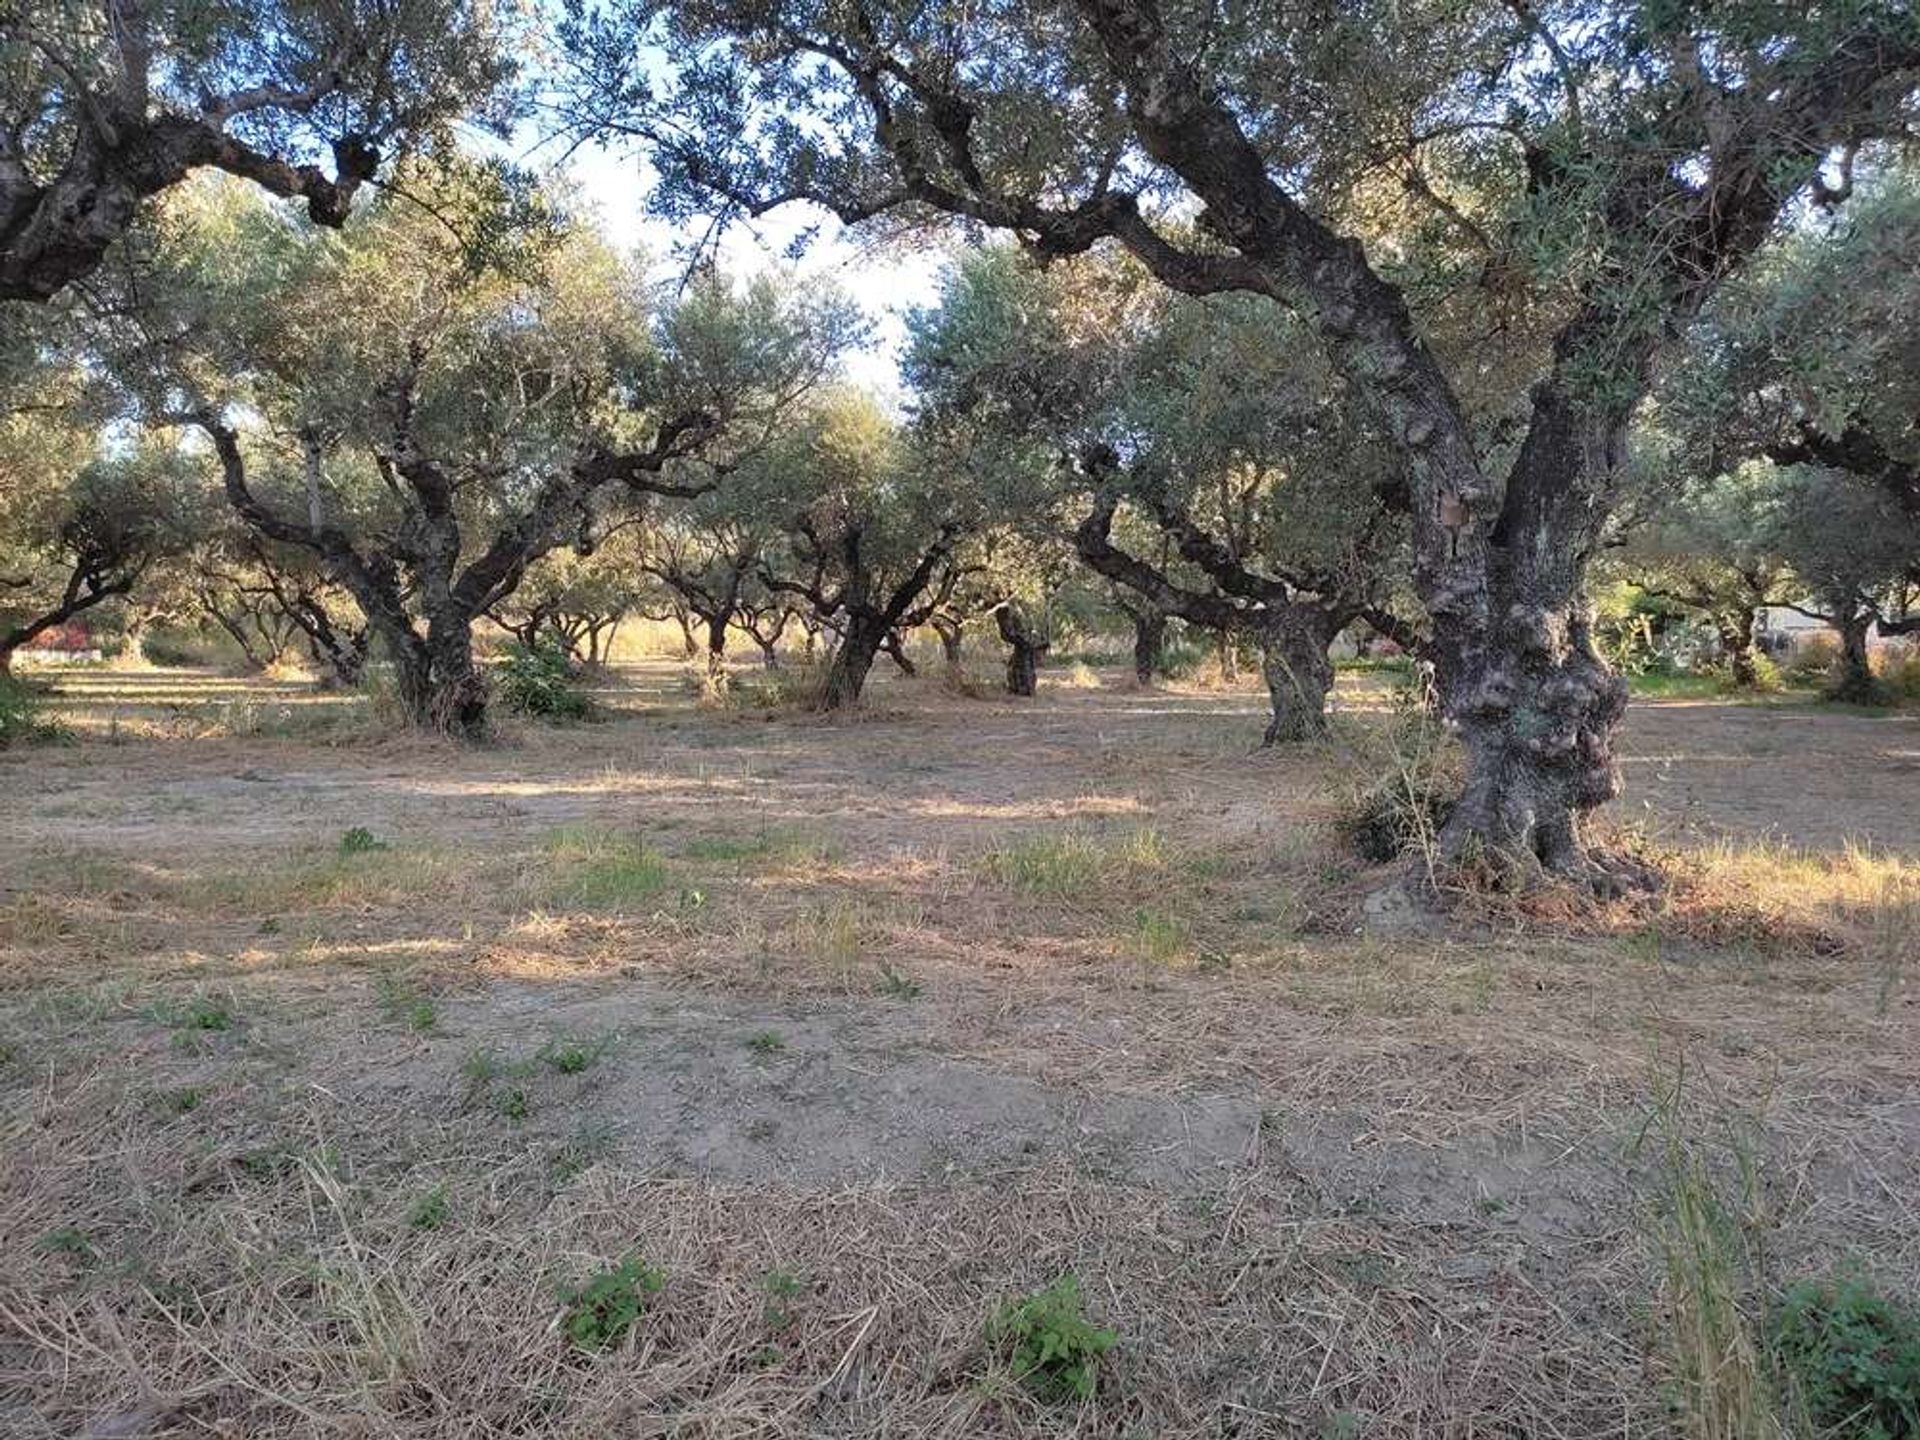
[[1416, 380, 1642, 882], [1827, 611, 1880, 703], [819, 614, 887, 710], [390, 622, 488, 737], [1255, 609, 1337, 743], [995, 603, 1050, 698], [1436, 604, 1628, 878], [1717, 609, 1760, 688], [1131, 611, 1166, 686], [704, 612, 732, 691]]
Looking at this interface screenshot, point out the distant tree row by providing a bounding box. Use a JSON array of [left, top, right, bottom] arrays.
[[5, 0, 1919, 883]]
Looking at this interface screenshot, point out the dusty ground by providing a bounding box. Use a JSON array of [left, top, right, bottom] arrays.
[[1, 663, 1915, 1438]]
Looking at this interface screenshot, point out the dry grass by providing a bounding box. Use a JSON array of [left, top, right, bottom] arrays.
[[1, 662, 1917, 1437]]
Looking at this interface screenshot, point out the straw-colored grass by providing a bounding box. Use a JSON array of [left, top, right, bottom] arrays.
[[1, 662, 1916, 1436]]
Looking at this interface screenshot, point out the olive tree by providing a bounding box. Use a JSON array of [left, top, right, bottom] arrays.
[[83, 170, 856, 733], [565, 0, 1920, 880], [907, 245, 1410, 741], [1612, 463, 1796, 690], [753, 390, 966, 710], [0, 359, 193, 672], [1765, 467, 1917, 702], [1, 0, 511, 302]]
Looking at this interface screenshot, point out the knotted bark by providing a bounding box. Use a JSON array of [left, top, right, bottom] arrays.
[[994, 602, 1050, 697]]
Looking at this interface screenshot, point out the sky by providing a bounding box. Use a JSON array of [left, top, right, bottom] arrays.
[[532, 132, 949, 401]]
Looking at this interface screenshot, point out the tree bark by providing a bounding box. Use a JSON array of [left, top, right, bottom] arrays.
[[1828, 610, 1880, 704], [1256, 609, 1338, 743], [995, 602, 1050, 697], [704, 610, 733, 690], [1131, 610, 1166, 686], [820, 613, 887, 709], [883, 631, 918, 676], [1716, 608, 1761, 689]]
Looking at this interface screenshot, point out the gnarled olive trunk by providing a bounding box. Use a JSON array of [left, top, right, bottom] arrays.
[[1439, 609, 1627, 874], [1131, 610, 1167, 686], [1826, 608, 1880, 704], [1425, 394, 1634, 879], [385, 623, 488, 738], [819, 613, 888, 710], [995, 603, 1050, 697], [704, 611, 734, 691], [1255, 608, 1338, 743], [1716, 608, 1761, 689]]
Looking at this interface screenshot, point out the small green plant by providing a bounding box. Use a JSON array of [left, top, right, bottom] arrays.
[[550, 1122, 614, 1183], [744, 1029, 786, 1058], [762, 1269, 803, 1330], [462, 1047, 506, 1089], [234, 1144, 297, 1181], [539, 1033, 613, 1075], [495, 1085, 530, 1122], [1772, 1276, 1920, 1439], [340, 826, 389, 855], [982, 833, 1107, 898], [987, 1275, 1117, 1402], [499, 638, 592, 720], [154, 994, 235, 1033], [876, 962, 923, 999], [1128, 908, 1192, 965], [981, 829, 1170, 899], [462, 1046, 535, 1119], [685, 832, 775, 862], [374, 972, 438, 1033], [408, 1185, 451, 1231], [560, 1256, 665, 1351], [155, 1085, 204, 1116], [38, 1226, 97, 1263]]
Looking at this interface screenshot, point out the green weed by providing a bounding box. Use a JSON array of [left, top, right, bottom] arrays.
[[560, 1256, 665, 1351], [987, 1275, 1117, 1402], [340, 826, 389, 855], [1772, 1276, 1920, 1438]]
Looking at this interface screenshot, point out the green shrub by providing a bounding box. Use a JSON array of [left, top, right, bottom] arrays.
[[340, 826, 389, 855], [407, 1185, 450, 1231], [1772, 1276, 1920, 1438], [499, 639, 591, 720], [561, 1256, 665, 1351], [987, 1275, 1117, 1402]]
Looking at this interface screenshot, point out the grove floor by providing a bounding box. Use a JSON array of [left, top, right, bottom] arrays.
[[2, 663, 1916, 1438]]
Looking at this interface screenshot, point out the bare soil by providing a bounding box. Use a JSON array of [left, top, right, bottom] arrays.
[[1, 664, 1915, 1438]]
